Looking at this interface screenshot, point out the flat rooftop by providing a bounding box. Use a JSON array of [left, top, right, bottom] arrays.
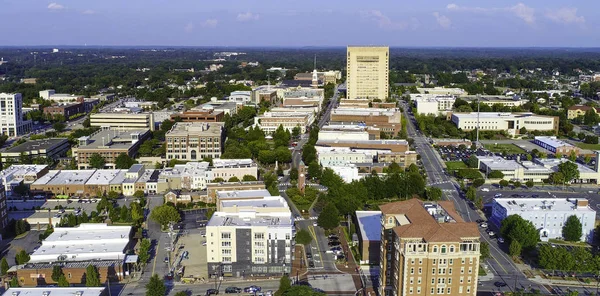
[[2, 288, 105, 296], [452, 112, 553, 119], [167, 122, 224, 136], [43, 224, 131, 243], [208, 212, 292, 228], [535, 158, 598, 174], [534, 136, 575, 148], [220, 195, 288, 209], [356, 211, 382, 242], [0, 165, 47, 178], [78, 129, 149, 150], [86, 169, 127, 185], [212, 158, 255, 168], [4, 138, 68, 153], [331, 108, 398, 116], [33, 170, 96, 186], [495, 198, 595, 213], [317, 139, 408, 146], [173, 162, 210, 176], [217, 189, 271, 199]]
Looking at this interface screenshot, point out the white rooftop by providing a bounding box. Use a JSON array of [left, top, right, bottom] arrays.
[[478, 156, 551, 173], [0, 165, 47, 179], [216, 189, 271, 199], [535, 158, 598, 174], [355, 211, 382, 241], [534, 136, 575, 148], [207, 212, 292, 228], [452, 112, 548, 119], [220, 195, 289, 209], [212, 158, 255, 168], [2, 288, 105, 296], [173, 162, 210, 176], [495, 198, 595, 213], [30, 224, 131, 263], [86, 169, 127, 185], [332, 108, 398, 116], [32, 170, 96, 185]]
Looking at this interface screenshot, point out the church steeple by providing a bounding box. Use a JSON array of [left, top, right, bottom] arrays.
[[311, 55, 318, 88]]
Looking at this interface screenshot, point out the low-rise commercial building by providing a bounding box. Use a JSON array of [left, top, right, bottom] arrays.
[[251, 86, 277, 105], [206, 195, 293, 277], [165, 122, 224, 161], [321, 124, 380, 140], [174, 109, 225, 122], [229, 91, 252, 106], [318, 130, 370, 142], [215, 189, 272, 210], [44, 102, 85, 119], [18, 223, 132, 286], [534, 136, 580, 155], [379, 199, 481, 296], [567, 105, 599, 120], [207, 181, 266, 203], [72, 129, 151, 169], [253, 112, 311, 134], [316, 139, 410, 153], [354, 211, 381, 265], [316, 147, 371, 167], [1, 138, 70, 164], [200, 100, 238, 116], [0, 93, 32, 137], [90, 113, 155, 131], [414, 96, 455, 115], [39, 90, 83, 103], [210, 159, 258, 181], [451, 112, 559, 135], [330, 108, 401, 137], [0, 165, 49, 197], [477, 152, 600, 183], [491, 198, 595, 242]]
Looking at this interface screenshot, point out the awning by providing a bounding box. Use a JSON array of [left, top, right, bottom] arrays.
[[125, 255, 138, 263]]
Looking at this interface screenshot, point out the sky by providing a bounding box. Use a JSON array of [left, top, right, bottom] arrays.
[[1, 0, 599, 47]]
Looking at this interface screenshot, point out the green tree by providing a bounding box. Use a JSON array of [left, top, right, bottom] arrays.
[[174, 292, 188, 296], [146, 274, 166, 296], [509, 240, 522, 257], [131, 202, 144, 223], [584, 155, 592, 164], [295, 229, 312, 245], [569, 151, 578, 162], [472, 178, 485, 188], [563, 215, 583, 242], [150, 204, 181, 228], [499, 179, 509, 187], [242, 175, 257, 181], [9, 277, 18, 287], [133, 190, 145, 199], [107, 191, 120, 199], [500, 215, 540, 250], [466, 186, 477, 201], [525, 180, 534, 188], [425, 187, 442, 201], [85, 265, 101, 286], [466, 155, 479, 168], [488, 170, 504, 179], [289, 168, 298, 181], [291, 126, 301, 139], [514, 181, 522, 188], [317, 203, 340, 230], [213, 177, 225, 183], [82, 117, 91, 128], [275, 275, 292, 296], [228, 176, 240, 182], [138, 238, 151, 265], [0, 257, 9, 275], [115, 153, 136, 169], [480, 241, 490, 260], [52, 122, 66, 133], [15, 249, 30, 265], [88, 153, 106, 169], [58, 274, 70, 287], [551, 172, 565, 185], [558, 161, 580, 184], [307, 161, 321, 180], [51, 265, 64, 282]]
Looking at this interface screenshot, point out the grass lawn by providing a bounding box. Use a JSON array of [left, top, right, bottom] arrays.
[[445, 161, 467, 171], [484, 143, 526, 154], [575, 142, 600, 150], [547, 239, 590, 247]]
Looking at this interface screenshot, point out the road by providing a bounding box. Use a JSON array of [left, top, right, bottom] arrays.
[[401, 102, 552, 294]]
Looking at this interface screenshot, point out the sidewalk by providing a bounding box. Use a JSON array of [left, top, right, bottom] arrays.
[[530, 275, 600, 288], [335, 226, 364, 293], [291, 245, 308, 282]]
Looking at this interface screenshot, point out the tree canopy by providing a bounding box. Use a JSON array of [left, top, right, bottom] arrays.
[[563, 215, 583, 242], [500, 215, 539, 251], [317, 203, 340, 230], [557, 161, 580, 184], [85, 265, 101, 287], [88, 153, 106, 169], [150, 204, 181, 228], [146, 274, 166, 296]]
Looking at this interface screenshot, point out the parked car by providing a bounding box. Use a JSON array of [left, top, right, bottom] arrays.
[[306, 252, 312, 259], [328, 241, 341, 247], [225, 287, 241, 293], [479, 223, 488, 228], [481, 188, 489, 192], [244, 286, 261, 293], [308, 261, 315, 268], [494, 193, 502, 197], [497, 237, 505, 243], [494, 282, 507, 287], [206, 288, 219, 295]]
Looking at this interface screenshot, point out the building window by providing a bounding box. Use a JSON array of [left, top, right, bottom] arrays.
[[68, 273, 71, 279], [449, 259, 453, 265], [432, 268, 436, 275], [418, 268, 422, 274], [447, 288, 451, 294], [449, 246, 455, 253], [431, 278, 435, 284], [410, 268, 414, 274], [433, 246, 438, 253], [221, 233, 231, 239], [441, 245, 447, 254], [448, 268, 452, 275]]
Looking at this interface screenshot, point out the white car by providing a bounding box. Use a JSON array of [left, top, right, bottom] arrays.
[[497, 237, 505, 243], [480, 223, 488, 228], [481, 188, 490, 192], [494, 193, 502, 197]]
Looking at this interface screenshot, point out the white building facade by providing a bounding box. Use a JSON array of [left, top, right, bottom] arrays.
[[491, 198, 596, 243], [0, 93, 32, 137], [451, 112, 558, 136]]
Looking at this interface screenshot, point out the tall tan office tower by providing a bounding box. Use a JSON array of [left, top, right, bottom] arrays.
[[346, 46, 389, 101]]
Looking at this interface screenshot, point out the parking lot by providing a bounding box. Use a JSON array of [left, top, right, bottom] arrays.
[[179, 209, 208, 229], [173, 228, 208, 281]]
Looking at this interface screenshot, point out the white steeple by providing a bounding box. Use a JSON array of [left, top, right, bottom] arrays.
[[311, 55, 318, 88]]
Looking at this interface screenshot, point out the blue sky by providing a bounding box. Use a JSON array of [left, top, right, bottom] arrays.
[[1, 0, 599, 47]]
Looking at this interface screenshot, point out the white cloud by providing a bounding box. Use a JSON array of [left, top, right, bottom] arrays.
[[184, 22, 194, 33], [237, 12, 260, 22], [545, 7, 585, 24], [81, 9, 95, 15], [360, 10, 408, 30], [510, 3, 535, 24], [201, 19, 218, 28], [446, 2, 535, 24], [433, 12, 452, 29], [47, 2, 65, 11]]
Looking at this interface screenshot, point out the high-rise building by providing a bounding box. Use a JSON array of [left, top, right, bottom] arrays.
[[0, 93, 32, 137], [379, 199, 480, 296], [346, 46, 389, 101]]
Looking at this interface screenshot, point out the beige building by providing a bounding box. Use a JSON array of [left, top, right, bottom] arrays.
[[165, 122, 225, 160], [73, 129, 151, 169], [90, 113, 155, 131], [379, 199, 480, 296], [253, 112, 311, 134], [346, 46, 389, 101]]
